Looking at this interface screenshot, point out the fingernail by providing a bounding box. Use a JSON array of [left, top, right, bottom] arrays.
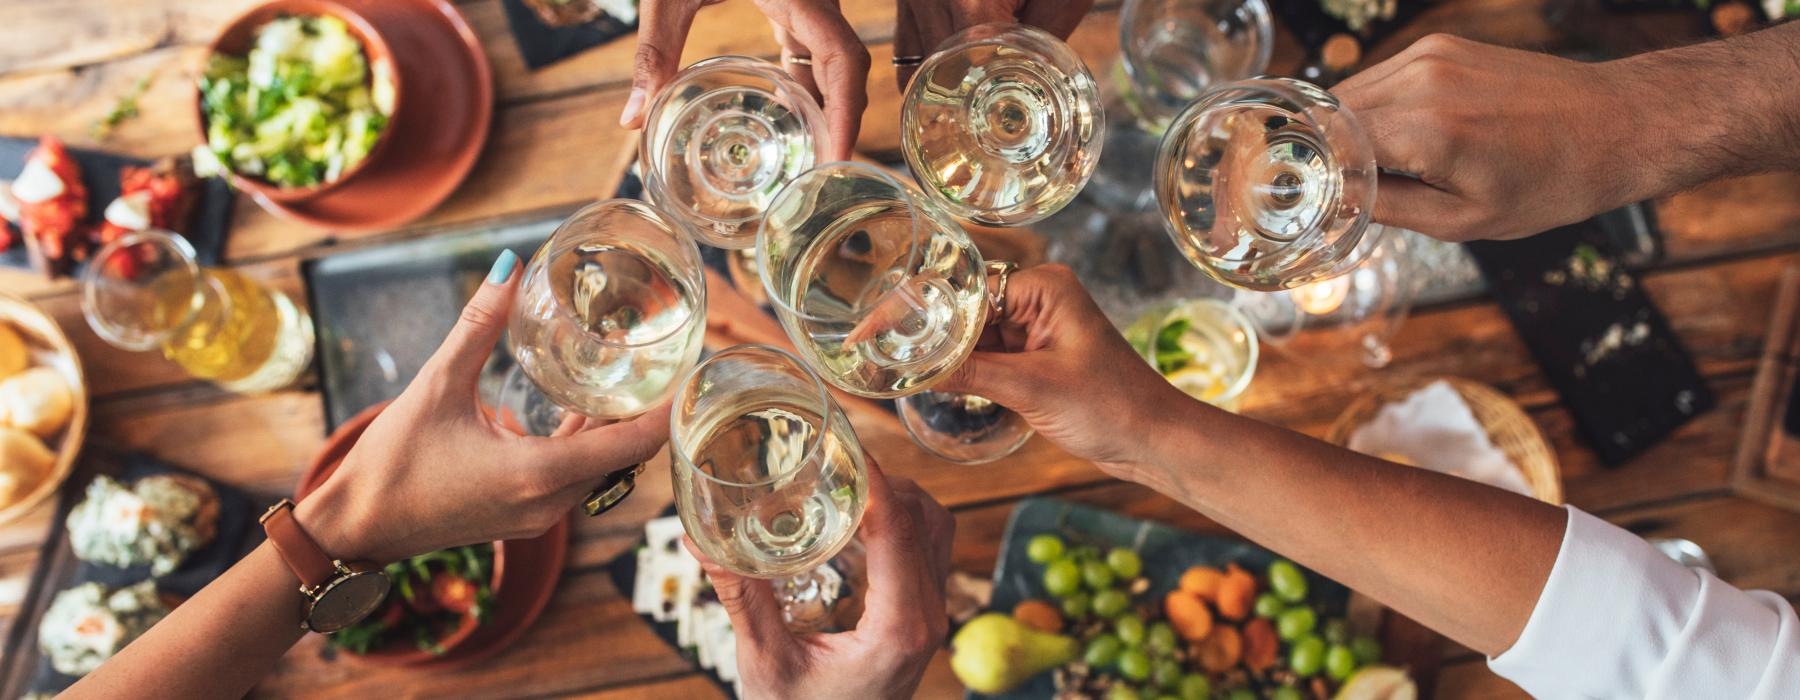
[[619, 89, 645, 127], [487, 249, 518, 284]]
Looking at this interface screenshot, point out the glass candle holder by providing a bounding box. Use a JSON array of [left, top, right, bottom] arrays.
[[640, 56, 828, 249], [1154, 77, 1380, 292], [1125, 298, 1259, 410], [900, 23, 1105, 226], [81, 230, 313, 393], [671, 344, 869, 579]]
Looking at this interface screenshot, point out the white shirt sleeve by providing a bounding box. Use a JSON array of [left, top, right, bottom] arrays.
[[1489, 505, 1800, 698]]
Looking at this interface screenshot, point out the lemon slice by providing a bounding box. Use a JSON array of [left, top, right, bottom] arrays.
[[1334, 666, 1417, 700], [1165, 364, 1225, 401]]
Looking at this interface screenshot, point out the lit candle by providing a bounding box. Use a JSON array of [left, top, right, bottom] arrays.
[[1291, 276, 1351, 315]]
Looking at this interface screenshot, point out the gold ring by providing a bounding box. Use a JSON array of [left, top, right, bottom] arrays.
[[783, 55, 814, 66], [985, 261, 1017, 325], [582, 462, 646, 517], [891, 55, 926, 66]]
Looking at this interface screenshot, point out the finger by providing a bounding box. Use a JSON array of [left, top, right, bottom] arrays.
[[1018, 0, 1093, 38], [683, 536, 796, 654], [1371, 174, 1472, 241], [888, 476, 953, 589], [1354, 106, 1444, 182], [855, 456, 937, 637], [893, 0, 923, 91], [933, 350, 1035, 407], [419, 249, 520, 396], [623, 0, 704, 128], [804, 33, 870, 160], [909, 0, 960, 57], [535, 402, 672, 490]]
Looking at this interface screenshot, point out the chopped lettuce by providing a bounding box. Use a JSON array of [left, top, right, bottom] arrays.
[[198, 16, 391, 188]]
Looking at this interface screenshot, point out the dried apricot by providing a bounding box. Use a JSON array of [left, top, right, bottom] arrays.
[[1242, 617, 1280, 672], [1195, 623, 1243, 673], [1012, 598, 1064, 633], [1216, 563, 1257, 620], [1164, 590, 1214, 641], [1178, 566, 1225, 602]]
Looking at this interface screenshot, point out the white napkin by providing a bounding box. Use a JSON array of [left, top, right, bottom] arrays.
[[1347, 380, 1534, 496]]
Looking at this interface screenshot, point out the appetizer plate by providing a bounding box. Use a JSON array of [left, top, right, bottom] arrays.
[[245, 0, 493, 232], [0, 294, 87, 525], [297, 401, 568, 669]]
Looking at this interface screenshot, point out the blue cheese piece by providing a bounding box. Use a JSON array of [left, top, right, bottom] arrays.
[[38, 580, 169, 676], [67, 475, 217, 575]]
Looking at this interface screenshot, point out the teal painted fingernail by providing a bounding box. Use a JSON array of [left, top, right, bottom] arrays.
[[487, 249, 518, 284]]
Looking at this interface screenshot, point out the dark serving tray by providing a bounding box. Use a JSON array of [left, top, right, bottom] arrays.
[[0, 137, 233, 273], [0, 449, 265, 698]]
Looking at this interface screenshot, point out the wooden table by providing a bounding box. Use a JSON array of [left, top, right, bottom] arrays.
[[4, 1, 1800, 697]]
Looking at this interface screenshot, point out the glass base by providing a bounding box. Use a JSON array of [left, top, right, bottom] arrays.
[[495, 364, 571, 436], [896, 391, 1034, 464], [775, 539, 865, 633]]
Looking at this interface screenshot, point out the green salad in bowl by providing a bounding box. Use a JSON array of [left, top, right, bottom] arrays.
[[195, 14, 396, 193]]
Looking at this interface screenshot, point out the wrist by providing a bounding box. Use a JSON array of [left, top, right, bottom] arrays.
[[292, 476, 388, 565], [1116, 396, 1220, 501]]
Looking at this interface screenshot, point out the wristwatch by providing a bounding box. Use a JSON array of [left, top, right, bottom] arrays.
[[260, 499, 391, 633]]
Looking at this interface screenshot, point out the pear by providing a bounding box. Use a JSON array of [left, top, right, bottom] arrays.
[[1334, 665, 1417, 700], [951, 612, 1079, 694]]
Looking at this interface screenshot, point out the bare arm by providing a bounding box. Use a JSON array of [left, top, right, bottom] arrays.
[[1334, 22, 1800, 242], [939, 265, 1561, 655]]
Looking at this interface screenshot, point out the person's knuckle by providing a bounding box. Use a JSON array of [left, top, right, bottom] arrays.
[[458, 298, 505, 333], [1412, 32, 1464, 56], [632, 43, 671, 84]]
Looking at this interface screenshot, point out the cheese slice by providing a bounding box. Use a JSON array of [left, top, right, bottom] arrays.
[[11, 159, 64, 203], [103, 191, 153, 232]]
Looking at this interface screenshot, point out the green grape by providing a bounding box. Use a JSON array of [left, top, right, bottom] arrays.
[[1290, 636, 1326, 676], [1155, 696, 1179, 700], [1093, 589, 1131, 618], [1118, 648, 1152, 681], [1351, 636, 1383, 665], [1253, 592, 1286, 618], [1228, 689, 1256, 700], [1107, 547, 1144, 579], [1145, 622, 1178, 655], [1326, 643, 1358, 681], [1108, 685, 1142, 700], [1083, 559, 1117, 590], [1073, 545, 1101, 562], [1178, 674, 1212, 700], [1323, 618, 1351, 646], [1276, 606, 1318, 642], [1045, 559, 1083, 597], [1115, 614, 1148, 646], [1027, 534, 1066, 564], [1062, 592, 1092, 619], [1152, 659, 1184, 690], [1085, 633, 1123, 667], [1271, 687, 1304, 700], [1268, 559, 1308, 603]]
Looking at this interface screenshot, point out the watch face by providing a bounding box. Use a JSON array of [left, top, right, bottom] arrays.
[[308, 570, 391, 633]]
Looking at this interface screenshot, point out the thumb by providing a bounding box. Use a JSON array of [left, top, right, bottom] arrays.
[[934, 350, 1035, 407], [683, 536, 795, 653], [420, 249, 520, 394], [534, 402, 672, 490], [622, 0, 701, 128]]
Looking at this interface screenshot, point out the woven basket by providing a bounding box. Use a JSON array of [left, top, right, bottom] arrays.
[[1324, 376, 1563, 504], [0, 293, 89, 525]]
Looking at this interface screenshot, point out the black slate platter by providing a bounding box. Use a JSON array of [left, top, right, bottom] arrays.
[[501, 0, 637, 70], [0, 137, 233, 273], [604, 506, 739, 699], [0, 449, 265, 698]]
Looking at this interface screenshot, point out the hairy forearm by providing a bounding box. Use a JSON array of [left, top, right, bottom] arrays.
[[1605, 20, 1800, 202], [1136, 401, 1565, 655]]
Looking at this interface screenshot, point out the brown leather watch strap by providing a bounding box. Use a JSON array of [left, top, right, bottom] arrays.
[[260, 499, 338, 591]]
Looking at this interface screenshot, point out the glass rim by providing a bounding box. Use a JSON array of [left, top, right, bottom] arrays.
[[1117, 0, 1274, 99], [669, 343, 842, 489], [755, 160, 930, 325], [1146, 297, 1260, 403], [639, 55, 829, 232], [534, 199, 710, 351], [80, 228, 204, 351]]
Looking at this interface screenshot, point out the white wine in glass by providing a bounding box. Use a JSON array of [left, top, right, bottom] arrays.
[[1116, 0, 1273, 131], [640, 56, 827, 249], [901, 23, 1104, 226], [673, 345, 869, 578], [758, 162, 987, 398], [1154, 77, 1380, 291]]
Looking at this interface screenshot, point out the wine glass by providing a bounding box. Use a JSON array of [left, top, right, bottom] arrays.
[[504, 199, 708, 512], [1153, 77, 1381, 291], [896, 391, 1036, 464], [640, 56, 828, 249], [1116, 0, 1274, 132], [758, 161, 1034, 463], [671, 344, 869, 579], [1234, 225, 1417, 368], [899, 23, 1105, 226]]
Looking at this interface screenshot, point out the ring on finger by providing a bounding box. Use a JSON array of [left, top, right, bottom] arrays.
[[783, 54, 814, 66], [582, 462, 646, 517], [984, 260, 1017, 325], [891, 55, 926, 67]]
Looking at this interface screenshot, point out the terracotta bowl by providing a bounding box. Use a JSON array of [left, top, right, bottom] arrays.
[[296, 401, 500, 665], [197, 0, 403, 204]]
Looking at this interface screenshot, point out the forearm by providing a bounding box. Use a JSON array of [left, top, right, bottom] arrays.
[[62, 543, 307, 699], [1603, 20, 1800, 204], [1136, 401, 1565, 655]]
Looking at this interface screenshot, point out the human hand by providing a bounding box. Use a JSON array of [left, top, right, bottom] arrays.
[[623, 0, 869, 160], [933, 264, 1196, 483], [894, 0, 1095, 89], [694, 459, 953, 700], [296, 250, 671, 564], [1331, 34, 1657, 242]]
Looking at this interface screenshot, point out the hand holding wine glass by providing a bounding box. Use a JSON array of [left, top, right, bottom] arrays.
[[893, 0, 1096, 89], [690, 459, 954, 700]]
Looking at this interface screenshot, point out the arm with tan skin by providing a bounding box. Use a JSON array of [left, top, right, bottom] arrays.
[[61, 252, 669, 699], [1335, 22, 1800, 242], [937, 265, 1562, 656]]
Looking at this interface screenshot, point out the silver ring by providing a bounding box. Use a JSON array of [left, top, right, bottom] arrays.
[[783, 55, 814, 66], [892, 55, 926, 67], [985, 261, 1017, 325]]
